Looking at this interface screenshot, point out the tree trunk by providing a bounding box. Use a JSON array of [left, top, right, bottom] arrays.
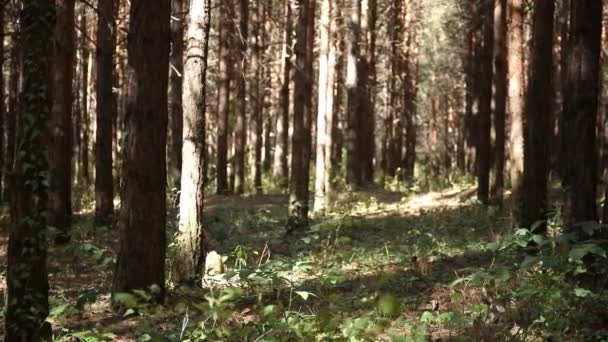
[[273, 0, 292, 190], [345, 0, 363, 188], [5, 0, 54, 338], [4, 21, 20, 202], [113, 0, 170, 302], [80, 7, 91, 186], [507, 0, 525, 228], [563, 0, 602, 230], [491, 0, 507, 205], [168, 0, 184, 190], [49, 0, 75, 243], [360, 0, 376, 183], [216, 0, 234, 194], [233, 0, 249, 195], [176, 0, 209, 283], [251, 0, 264, 194], [288, 0, 315, 229], [521, 0, 554, 230], [313, 0, 336, 212], [95, 0, 116, 225], [476, 0, 494, 204]]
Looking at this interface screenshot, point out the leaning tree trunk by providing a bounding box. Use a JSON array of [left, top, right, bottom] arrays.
[[113, 0, 171, 302], [521, 0, 554, 230], [5, 0, 55, 339], [563, 0, 602, 231], [507, 0, 525, 228], [95, 0, 116, 225], [476, 0, 494, 205], [288, 0, 315, 230], [49, 0, 75, 243], [176, 0, 209, 283]]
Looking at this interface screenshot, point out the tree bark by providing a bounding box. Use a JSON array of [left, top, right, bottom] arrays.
[[216, 0, 234, 194], [313, 0, 336, 212], [95, 0, 116, 225], [563, 0, 602, 230], [49, 0, 75, 243], [288, 0, 315, 229], [507, 0, 525, 228], [491, 0, 507, 205], [345, 0, 363, 188], [273, 0, 293, 190], [5, 0, 55, 338], [476, 0, 494, 204], [521, 0, 554, 230], [250, 0, 264, 193], [169, 0, 185, 190], [4, 17, 20, 202], [233, 0, 249, 195], [176, 0, 209, 283], [113, 0, 171, 302]]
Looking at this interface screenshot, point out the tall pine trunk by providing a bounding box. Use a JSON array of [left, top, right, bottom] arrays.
[[233, 0, 249, 195], [521, 0, 554, 230], [507, 0, 525, 228], [563, 0, 602, 230], [49, 0, 75, 242], [313, 0, 336, 212], [5, 0, 55, 338], [113, 0, 171, 302], [176, 0, 209, 282], [216, 0, 234, 194], [476, 0, 494, 204], [491, 0, 507, 205], [273, 0, 293, 190], [288, 0, 315, 229], [169, 0, 185, 190], [95, 0, 116, 225]]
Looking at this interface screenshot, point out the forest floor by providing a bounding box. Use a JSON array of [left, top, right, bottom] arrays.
[[1, 185, 607, 341]]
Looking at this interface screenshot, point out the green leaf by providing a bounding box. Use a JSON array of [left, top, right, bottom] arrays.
[[295, 291, 317, 301], [420, 311, 435, 324], [573, 288, 594, 298], [377, 294, 401, 316]]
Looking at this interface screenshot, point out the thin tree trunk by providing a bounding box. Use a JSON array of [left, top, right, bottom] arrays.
[[476, 0, 494, 204], [216, 0, 234, 194], [176, 0, 209, 283], [113, 0, 171, 302], [169, 0, 184, 190], [95, 0, 116, 225], [313, 0, 335, 212], [50, 0, 75, 243], [80, 7, 91, 186], [251, 0, 264, 193], [491, 0, 507, 205], [288, 0, 315, 229], [521, 0, 554, 230], [273, 0, 292, 190], [346, 0, 362, 188], [563, 0, 602, 230], [508, 0, 525, 228], [5, 21, 20, 202], [233, 0, 249, 195], [5, 0, 55, 338]]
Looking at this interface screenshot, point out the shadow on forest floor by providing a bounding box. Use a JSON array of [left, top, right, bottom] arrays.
[[1, 185, 605, 340]]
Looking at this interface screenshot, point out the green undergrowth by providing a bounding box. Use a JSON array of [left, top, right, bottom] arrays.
[[44, 186, 608, 341]]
